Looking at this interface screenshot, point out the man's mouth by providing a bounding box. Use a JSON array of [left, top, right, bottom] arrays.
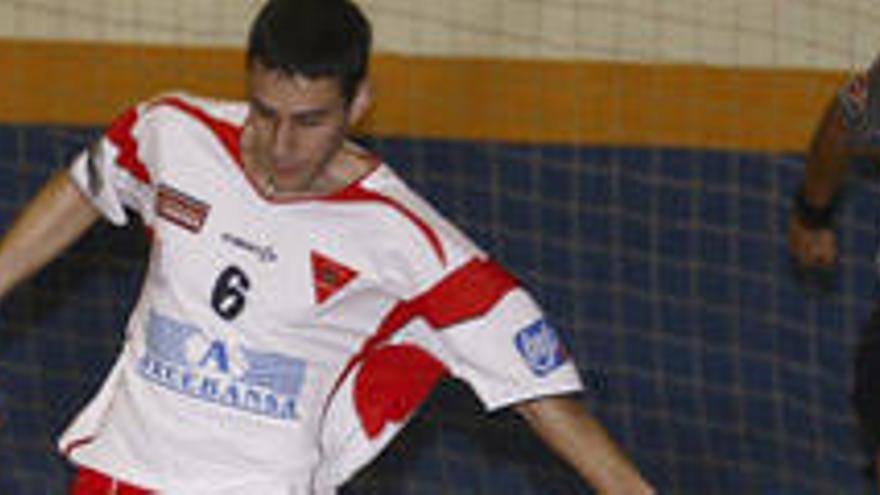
[[272, 160, 304, 173]]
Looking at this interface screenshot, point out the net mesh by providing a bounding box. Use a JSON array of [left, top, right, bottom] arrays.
[[0, 1, 876, 494]]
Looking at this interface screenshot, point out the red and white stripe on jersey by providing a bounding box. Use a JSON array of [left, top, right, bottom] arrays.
[[71, 467, 153, 495], [316, 262, 582, 487], [330, 257, 519, 438], [148, 95, 244, 169], [105, 105, 152, 185], [110, 94, 450, 268], [71, 93, 247, 229], [329, 186, 448, 266], [105, 93, 243, 185]]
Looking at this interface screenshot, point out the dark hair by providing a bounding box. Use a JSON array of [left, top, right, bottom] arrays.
[[247, 0, 372, 103]]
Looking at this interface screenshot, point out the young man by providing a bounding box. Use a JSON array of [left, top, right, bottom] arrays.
[[0, 1, 653, 493], [788, 54, 880, 489]]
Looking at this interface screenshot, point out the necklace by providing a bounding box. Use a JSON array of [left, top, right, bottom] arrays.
[[265, 171, 277, 196]]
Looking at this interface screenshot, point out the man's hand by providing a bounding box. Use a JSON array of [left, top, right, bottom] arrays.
[[787, 213, 837, 270]]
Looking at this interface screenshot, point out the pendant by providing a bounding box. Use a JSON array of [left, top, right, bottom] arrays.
[[265, 173, 277, 196]]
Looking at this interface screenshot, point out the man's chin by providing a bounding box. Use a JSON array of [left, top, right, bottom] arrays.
[[271, 172, 311, 194], [271, 166, 307, 182]]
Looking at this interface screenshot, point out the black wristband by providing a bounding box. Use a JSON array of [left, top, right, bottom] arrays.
[[794, 186, 840, 230]]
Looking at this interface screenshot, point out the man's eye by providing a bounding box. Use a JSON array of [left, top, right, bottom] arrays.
[[299, 117, 323, 127], [250, 102, 274, 119]]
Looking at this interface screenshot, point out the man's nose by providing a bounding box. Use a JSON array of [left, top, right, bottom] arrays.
[[271, 120, 298, 158]]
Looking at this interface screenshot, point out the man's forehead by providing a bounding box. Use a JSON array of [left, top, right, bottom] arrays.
[[249, 64, 341, 95], [269, 72, 326, 91]]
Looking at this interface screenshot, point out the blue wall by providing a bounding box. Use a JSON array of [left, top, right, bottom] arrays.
[[0, 125, 874, 494]]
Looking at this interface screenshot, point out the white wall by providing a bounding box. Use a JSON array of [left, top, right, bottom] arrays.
[[0, 0, 877, 70], [0, 0, 262, 47]]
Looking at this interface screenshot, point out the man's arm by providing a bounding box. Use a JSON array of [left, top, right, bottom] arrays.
[[514, 395, 655, 495], [0, 171, 100, 300], [789, 57, 880, 270], [802, 98, 852, 209], [788, 97, 849, 269]]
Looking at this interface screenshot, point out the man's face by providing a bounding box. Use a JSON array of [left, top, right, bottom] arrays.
[[243, 63, 353, 194]]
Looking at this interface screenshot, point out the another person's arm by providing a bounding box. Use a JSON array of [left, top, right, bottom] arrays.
[[0, 171, 100, 300], [787, 96, 850, 270], [515, 396, 655, 495], [789, 57, 880, 270], [790, 56, 880, 494]]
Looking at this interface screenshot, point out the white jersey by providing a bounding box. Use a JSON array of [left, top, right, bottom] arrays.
[[60, 93, 583, 494]]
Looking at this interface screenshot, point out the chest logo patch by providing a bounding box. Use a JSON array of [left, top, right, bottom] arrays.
[[311, 251, 358, 304], [157, 183, 210, 233]]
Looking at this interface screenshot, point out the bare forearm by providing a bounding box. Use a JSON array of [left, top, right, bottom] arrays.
[[802, 98, 850, 207], [515, 396, 654, 495], [0, 171, 100, 299]]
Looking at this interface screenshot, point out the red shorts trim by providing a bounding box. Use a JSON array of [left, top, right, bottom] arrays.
[[70, 467, 153, 495]]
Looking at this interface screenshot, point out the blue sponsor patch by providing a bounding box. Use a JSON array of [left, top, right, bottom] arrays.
[[514, 320, 567, 377], [139, 311, 306, 421]]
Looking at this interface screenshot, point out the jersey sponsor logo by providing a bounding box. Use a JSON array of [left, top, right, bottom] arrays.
[[311, 251, 358, 304], [157, 183, 210, 233], [221, 233, 278, 263], [514, 320, 567, 377], [138, 311, 306, 421]]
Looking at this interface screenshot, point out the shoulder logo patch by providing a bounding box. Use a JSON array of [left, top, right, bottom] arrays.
[[157, 183, 210, 233], [311, 251, 358, 304], [515, 320, 568, 377]]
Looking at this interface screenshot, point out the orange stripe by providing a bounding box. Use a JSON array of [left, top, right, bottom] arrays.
[[371, 55, 846, 153], [0, 40, 243, 126], [0, 39, 848, 152]]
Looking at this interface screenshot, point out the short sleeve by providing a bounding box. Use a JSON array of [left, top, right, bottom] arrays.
[[432, 284, 584, 411], [354, 168, 585, 410], [406, 256, 584, 411], [68, 104, 156, 226]]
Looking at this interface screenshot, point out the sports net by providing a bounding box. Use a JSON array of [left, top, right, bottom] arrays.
[[0, 1, 877, 494]]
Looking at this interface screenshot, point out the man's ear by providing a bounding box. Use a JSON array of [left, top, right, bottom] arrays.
[[347, 79, 373, 125]]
